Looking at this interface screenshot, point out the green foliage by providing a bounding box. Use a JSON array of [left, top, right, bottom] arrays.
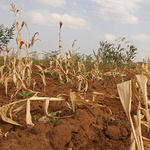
[[33, 115, 38, 121], [70, 52, 94, 71], [75, 104, 78, 109], [75, 81, 79, 87], [0, 23, 15, 50], [11, 130, 19, 134], [70, 52, 82, 65], [82, 54, 94, 71], [97, 37, 137, 66], [58, 79, 65, 85], [50, 117, 60, 125], [42, 50, 61, 66], [101, 85, 105, 89], [18, 91, 31, 99]]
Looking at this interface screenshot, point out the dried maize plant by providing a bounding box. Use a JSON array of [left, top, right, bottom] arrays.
[[76, 75, 88, 92], [0, 90, 112, 136], [57, 90, 112, 113], [0, 3, 40, 96], [103, 68, 126, 77], [88, 52, 102, 81], [140, 62, 150, 80], [0, 96, 66, 131], [75, 60, 89, 92], [117, 75, 150, 150], [92, 91, 120, 102], [117, 80, 143, 150], [65, 51, 76, 76], [35, 65, 47, 91], [90, 59, 102, 81], [135, 75, 150, 129], [77, 60, 87, 75], [47, 50, 76, 83], [54, 53, 70, 82]]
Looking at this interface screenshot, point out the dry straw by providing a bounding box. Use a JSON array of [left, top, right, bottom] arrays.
[[0, 90, 112, 137], [117, 75, 150, 150]]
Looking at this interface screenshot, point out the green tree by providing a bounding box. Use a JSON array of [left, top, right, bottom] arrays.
[[97, 37, 137, 66], [0, 23, 15, 50]]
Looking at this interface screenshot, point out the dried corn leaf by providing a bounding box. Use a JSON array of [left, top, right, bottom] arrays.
[[37, 73, 46, 87], [143, 136, 150, 148], [4, 76, 11, 95], [8, 104, 15, 119], [117, 80, 132, 116], [70, 92, 76, 112], [134, 114, 144, 150], [117, 80, 142, 150], [93, 91, 119, 99], [75, 92, 112, 113], [20, 40, 28, 49], [57, 94, 70, 100], [26, 99, 34, 126], [1, 115, 21, 126], [136, 75, 150, 132], [12, 103, 26, 114], [136, 75, 148, 104], [0, 105, 21, 126], [20, 21, 29, 34], [28, 32, 39, 48], [130, 132, 136, 150], [0, 128, 2, 137], [44, 98, 51, 117]]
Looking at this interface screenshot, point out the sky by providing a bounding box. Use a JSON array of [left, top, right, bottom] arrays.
[[0, 0, 150, 62]]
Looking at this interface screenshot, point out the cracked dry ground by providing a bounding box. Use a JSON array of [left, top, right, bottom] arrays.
[[0, 68, 148, 150]]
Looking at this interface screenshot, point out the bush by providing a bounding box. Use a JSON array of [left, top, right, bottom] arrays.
[[97, 37, 137, 66], [0, 23, 15, 50]]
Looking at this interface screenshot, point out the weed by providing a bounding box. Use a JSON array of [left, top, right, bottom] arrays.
[[11, 130, 19, 134], [33, 115, 38, 121], [101, 85, 105, 89], [18, 91, 31, 99], [75, 81, 79, 87], [67, 73, 73, 78], [75, 104, 78, 110], [50, 112, 55, 116], [44, 72, 52, 77], [58, 79, 65, 85], [61, 85, 64, 90], [50, 117, 60, 125]]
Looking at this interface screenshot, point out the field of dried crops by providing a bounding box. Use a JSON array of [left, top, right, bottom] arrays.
[[1, 3, 150, 150]]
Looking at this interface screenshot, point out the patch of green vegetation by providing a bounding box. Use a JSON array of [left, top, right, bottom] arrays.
[[58, 79, 65, 85], [75, 81, 79, 87], [33, 115, 38, 121], [50, 117, 60, 125], [67, 73, 73, 78], [60, 85, 64, 90], [44, 72, 52, 77], [101, 85, 105, 89], [18, 91, 31, 99], [11, 130, 19, 134], [66, 82, 70, 84], [75, 104, 78, 110]]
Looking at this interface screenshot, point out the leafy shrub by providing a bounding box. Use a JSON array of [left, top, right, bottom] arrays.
[[0, 23, 15, 50], [97, 37, 137, 66]]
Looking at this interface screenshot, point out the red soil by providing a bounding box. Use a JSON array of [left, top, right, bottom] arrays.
[[0, 67, 146, 150]]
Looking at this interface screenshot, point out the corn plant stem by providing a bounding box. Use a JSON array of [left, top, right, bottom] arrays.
[[129, 115, 143, 150]]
